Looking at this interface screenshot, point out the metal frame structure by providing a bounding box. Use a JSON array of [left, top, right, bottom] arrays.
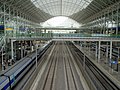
[[81, 1, 120, 35], [0, 0, 119, 24], [0, 0, 120, 72], [0, 1, 42, 71]]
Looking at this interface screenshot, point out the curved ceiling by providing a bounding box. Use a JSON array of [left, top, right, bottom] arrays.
[[31, 0, 93, 16], [1, 0, 120, 24]]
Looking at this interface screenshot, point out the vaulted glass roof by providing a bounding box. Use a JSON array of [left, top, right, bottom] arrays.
[[31, 0, 93, 16], [1, 0, 119, 23]]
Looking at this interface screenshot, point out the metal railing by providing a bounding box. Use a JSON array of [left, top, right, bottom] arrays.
[[7, 32, 120, 38], [1, 31, 120, 41]]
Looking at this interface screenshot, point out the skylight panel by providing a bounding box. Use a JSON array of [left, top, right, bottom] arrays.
[[31, 0, 93, 16]]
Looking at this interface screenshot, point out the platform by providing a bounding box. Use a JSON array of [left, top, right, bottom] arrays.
[[74, 43, 120, 85]]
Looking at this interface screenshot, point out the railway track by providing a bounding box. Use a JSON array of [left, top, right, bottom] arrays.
[[15, 41, 120, 90], [32, 41, 84, 90], [13, 42, 54, 90]]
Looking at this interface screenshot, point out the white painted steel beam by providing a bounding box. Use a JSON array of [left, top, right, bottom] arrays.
[[9, 37, 120, 42]]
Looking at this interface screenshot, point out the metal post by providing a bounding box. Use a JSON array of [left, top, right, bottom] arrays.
[[2, 46, 4, 71], [100, 15, 103, 34], [9, 6, 13, 36], [36, 41, 38, 68], [13, 8, 16, 37], [30, 41, 32, 52], [44, 29, 46, 38], [21, 42, 23, 58], [20, 12, 22, 37], [116, 48, 119, 72], [11, 40, 14, 65], [106, 45, 109, 63], [111, 9, 113, 34], [107, 9, 110, 34], [16, 10, 19, 36], [104, 13, 106, 34], [116, 6, 119, 35], [24, 41, 26, 56], [3, 3, 6, 35], [109, 41, 112, 67], [95, 43, 98, 58], [89, 42, 91, 53], [118, 48, 120, 60], [98, 41, 101, 62]]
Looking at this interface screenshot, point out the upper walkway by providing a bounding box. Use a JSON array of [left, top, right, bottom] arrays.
[[37, 27, 81, 30], [8, 33, 120, 42]]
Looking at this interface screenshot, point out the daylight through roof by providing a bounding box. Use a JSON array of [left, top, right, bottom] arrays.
[[31, 0, 93, 16]]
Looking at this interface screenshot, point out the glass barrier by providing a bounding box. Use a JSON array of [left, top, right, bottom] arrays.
[[1, 31, 120, 39]]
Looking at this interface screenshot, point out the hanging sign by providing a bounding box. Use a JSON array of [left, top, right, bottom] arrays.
[[6, 28, 13, 31]]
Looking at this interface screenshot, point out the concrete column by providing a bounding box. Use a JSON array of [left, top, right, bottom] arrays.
[[106, 46, 108, 58], [104, 13, 106, 34], [100, 15, 103, 34], [95, 44, 98, 58], [21, 42, 23, 58], [44, 29, 46, 37], [111, 9, 114, 34], [30, 41, 32, 52], [116, 6, 119, 35], [106, 42, 109, 58], [118, 48, 120, 59], [3, 3, 6, 35], [36, 41, 38, 68], [24, 41, 26, 57], [89, 42, 91, 52], [106, 45, 109, 63], [98, 41, 101, 62], [2, 46, 4, 71], [11, 40, 14, 65], [109, 41, 113, 66]]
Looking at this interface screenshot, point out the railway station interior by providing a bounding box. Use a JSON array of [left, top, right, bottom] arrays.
[[0, 0, 120, 90]]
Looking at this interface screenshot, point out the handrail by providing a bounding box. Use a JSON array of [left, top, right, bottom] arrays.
[[7, 33, 120, 38]]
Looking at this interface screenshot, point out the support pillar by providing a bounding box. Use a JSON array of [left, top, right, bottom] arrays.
[[109, 41, 113, 66], [24, 41, 27, 56], [89, 42, 91, 55], [98, 41, 101, 62], [106, 45, 109, 58], [116, 47, 120, 71], [11, 40, 14, 65], [36, 41, 38, 68], [95, 44, 98, 58], [2, 46, 4, 71], [30, 41, 32, 52], [106, 45, 109, 63], [21, 42, 23, 58], [116, 6, 119, 35], [44, 29, 46, 37]]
